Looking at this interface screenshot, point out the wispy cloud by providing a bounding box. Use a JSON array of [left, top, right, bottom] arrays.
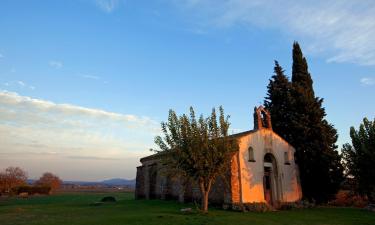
[[360, 77, 375, 86], [81, 74, 100, 80], [171, 0, 375, 66], [19, 81, 35, 90], [49, 60, 63, 69], [0, 53, 4, 58], [17, 81, 26, 87], [67, 155, 121, 161], [0, 90, 159, 180], [95, 0, 120, 13], [2, 81, 35, 90], [0, 91, 159, 129]]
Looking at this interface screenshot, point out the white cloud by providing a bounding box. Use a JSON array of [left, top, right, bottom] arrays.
[[17, 81, 26, 87], [95, 0, 120, 13], [2, 80, 35, 90], [360, 77, 375, 86], [0, 91, 159, 129], [171, 0, 375, 66], [49, 60, 63, 69], [0, 91, 160, 180], [82, 74, 100, 80]]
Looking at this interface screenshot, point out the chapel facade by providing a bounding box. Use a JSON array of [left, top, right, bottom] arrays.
[[135, 106, 302, 206]]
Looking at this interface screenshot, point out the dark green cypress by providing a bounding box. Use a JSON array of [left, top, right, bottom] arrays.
[[264, 61, 294, 142], [291, 42, 314, 95], [290, 42, 343, 202], [265, 42, 343, 203]]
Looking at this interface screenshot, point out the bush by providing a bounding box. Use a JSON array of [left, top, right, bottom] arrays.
[[230, 203, 246, 212], [224, 203, 273, 212], [279, 200, 315, 210], [14, 185, 51, 195], [244, 203, 273, 212], [329, 190, 368, 208], [224, 200, 316, 212], [101, 196, 117, 203]]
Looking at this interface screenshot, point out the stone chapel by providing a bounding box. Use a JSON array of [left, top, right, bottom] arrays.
[[135, 106, 302, 206]]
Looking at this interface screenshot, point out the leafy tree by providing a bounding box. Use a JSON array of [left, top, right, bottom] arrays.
[[154, 106, 239, 212], [0, 167, 27, 194], [265, 42, 343, 202], [342, 118, 375, 202], [36, 172, 62, 193]]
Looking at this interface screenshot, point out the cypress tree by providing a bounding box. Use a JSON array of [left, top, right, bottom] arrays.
[[290, 42, 343, 202], [264, 61, 294, 142], [265, 42, 343, 202]]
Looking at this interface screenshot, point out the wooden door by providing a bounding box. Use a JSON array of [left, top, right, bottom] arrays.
[[264, 170, 273, 204]]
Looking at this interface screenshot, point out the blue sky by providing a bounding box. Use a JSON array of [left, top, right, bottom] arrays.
[[0, 0, 374, 181]]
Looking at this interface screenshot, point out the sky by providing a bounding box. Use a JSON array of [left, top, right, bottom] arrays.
[[0, 0, 374, 181]]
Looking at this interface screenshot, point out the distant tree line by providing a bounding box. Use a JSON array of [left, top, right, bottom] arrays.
[[0, 167, 62, 196]]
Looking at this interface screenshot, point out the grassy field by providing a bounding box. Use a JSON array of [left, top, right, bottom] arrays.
[[0, 192, 374, 225]]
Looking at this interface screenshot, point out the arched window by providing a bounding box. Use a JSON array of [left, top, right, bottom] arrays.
[[284, 151, 290, 165], [248, 147, 255, 162]]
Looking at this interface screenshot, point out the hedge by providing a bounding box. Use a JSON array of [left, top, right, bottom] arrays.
[[14, 185, 51, 195]]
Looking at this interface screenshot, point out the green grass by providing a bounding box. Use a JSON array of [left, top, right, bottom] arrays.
[[0, 192, 374, 225]]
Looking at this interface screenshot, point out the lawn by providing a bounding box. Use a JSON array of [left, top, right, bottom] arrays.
[[0, 192, 374, 225]]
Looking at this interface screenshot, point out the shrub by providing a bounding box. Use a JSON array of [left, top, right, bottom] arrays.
[[244, 203, 273, 212], [101, 196, 117, 203], [279, 200, 315, 210], [231, 203, 246, 212], [14, 185, 51, 195], [329, 190, 368, 208], [225, 203, 272, 212]]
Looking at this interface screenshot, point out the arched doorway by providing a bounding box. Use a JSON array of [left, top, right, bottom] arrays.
[[263, 153, 279, 205]]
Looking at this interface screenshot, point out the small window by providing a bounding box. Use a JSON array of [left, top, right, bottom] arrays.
[[248, 147, 255, 162], [284, 151, 291, 165]]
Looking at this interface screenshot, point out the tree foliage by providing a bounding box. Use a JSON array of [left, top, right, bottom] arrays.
[[342, 118, 375, 202], [264, 42, 343, 202], [36, 172, 62, 192], [264, 61, 294, 142], [0, 167, 28, 194], [154, 106, 239, 212]]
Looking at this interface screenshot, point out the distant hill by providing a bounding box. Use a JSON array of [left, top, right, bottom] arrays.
[[28, 178, 136, 188], [101, 178, 136, 187], [62, 178, 136, 188]]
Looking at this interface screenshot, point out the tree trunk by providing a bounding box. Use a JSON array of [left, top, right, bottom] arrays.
[[202, 190, 209, 212], [199, 178, 212, 213]]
